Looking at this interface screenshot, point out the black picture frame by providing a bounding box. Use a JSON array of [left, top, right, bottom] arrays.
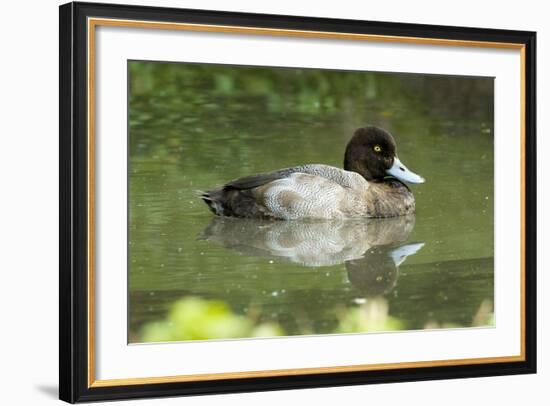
[[59, 1, 537, 403]]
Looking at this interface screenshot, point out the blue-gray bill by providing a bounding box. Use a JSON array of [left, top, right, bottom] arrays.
[[386, 157, 425, 184], [390, 242, 425, 267]]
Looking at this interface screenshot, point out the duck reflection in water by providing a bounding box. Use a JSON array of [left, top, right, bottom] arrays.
[[199, 215, 424, 297]]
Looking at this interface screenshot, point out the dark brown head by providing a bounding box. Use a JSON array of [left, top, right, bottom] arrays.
[[344, 126, 424, 184]]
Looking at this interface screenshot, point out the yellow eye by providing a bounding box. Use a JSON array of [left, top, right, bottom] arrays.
[[374, 145, 382, 152]]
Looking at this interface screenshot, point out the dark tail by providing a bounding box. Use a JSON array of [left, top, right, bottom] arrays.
[[200, 187, 271, 219], [200, 188, 226, 216]]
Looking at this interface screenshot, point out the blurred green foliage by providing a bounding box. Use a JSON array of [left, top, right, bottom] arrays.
[[128, 61, 493, 172], [335, 298, 403, 334], [141, 297, 284, 342], [139, 295, 493, 342]]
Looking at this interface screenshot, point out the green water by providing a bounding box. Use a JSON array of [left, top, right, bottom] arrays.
[[128, 61, 494, 343]]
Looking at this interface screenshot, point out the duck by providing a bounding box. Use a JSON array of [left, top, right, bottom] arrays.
[[201, 126, 425, 219]]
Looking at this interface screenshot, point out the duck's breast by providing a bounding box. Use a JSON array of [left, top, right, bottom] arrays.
[[362, 180, 416, 218]]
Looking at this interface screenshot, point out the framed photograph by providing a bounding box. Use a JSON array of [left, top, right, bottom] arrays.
[[59, 1, 536, 402]]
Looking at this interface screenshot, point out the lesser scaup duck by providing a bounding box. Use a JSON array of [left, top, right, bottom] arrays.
[[201, 126, 424, 219]]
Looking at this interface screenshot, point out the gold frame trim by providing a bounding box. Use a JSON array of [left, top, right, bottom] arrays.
[[87, 17, 527, 388]]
